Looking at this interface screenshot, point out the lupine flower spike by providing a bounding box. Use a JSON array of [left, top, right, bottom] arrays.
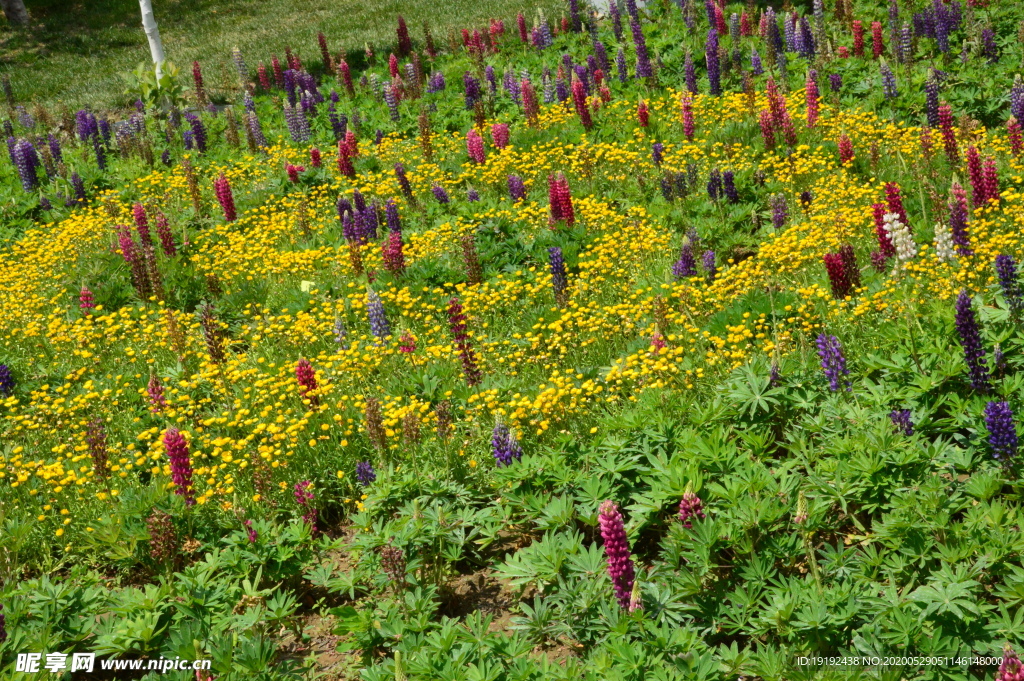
[[598, 500, 635, 609]]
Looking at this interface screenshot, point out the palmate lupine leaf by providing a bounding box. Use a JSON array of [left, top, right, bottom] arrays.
[[909, 579, 983, 620]]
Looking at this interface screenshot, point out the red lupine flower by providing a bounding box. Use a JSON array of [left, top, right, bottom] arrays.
[[759, 110, 776, 149], [920, 126, 934, 160], [491, 123, 510, 149], [871, 21, 884, 58], [966, 145, 984, 206], [466, 128, 486, 164], [522, 77, 539, 125], [310, 147, 322, 168], [295, 358, 319, 406], [982, 156, 1000, 205], [681, 92, 695, 140], [133, 202, 152, 246], [285, 163, 304, 183], [382, 230, 406, 275], [938, 102, 958, 161], [214, 173, 236, 222], [338, 59, 354, 97], [572, 77, 592, 129], [740, 11, 751, 36], [163, 428, 195, 506], [345, 130, 359, 157], [272, 55, 284, 88], [852, 21, 864, 57], [884, 182, 909, 227], [192, 60, 207, 106], [148, 374, 167, 413], [517, 12, 528, 42], [805, 76, 819, 128], [79, 285, 95, 312], [838, 134, 854, 164], [398, 331, 416, 353], [873, 202, 896, 258], [388, 53, 399, 79], [838, 45, 849, 58], [1008, 117, 1023, 157], [257, 62, 270, 91], [337, 140, 355, 178], [598, 500, 636, 609], [447, 296, 482, 386], [637, 99, 649, 127]]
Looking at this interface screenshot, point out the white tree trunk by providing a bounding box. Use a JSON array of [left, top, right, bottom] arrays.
[[0, 0, 30, 27], [139, 0, 165, 78]]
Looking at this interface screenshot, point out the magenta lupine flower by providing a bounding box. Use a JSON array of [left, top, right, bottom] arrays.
[[997, 645, 1024, 681], [491, 123, 509, 149], [806, 76, 819, 128], [985, 401, 1018, 463], [681, 92, 695, 140], [214, 173, 236, 222], [398, 330, 416, 353], [79, 286, 95, 312], [598, 500, 635, 609], [938, 103, 958, 161], [981, 156, 1000, 205], [245, 519, 258, 543], [678, 491, 705, 528], [954, 289, 990, 393], [296, 358, 319, 406], [132, 203, 152, 246], [816, 333, 850, 392], [163, 428, 195, 506], [294, 480, 318, 533], [948, 182, 971, 255], [447, 296, 482, 387], [148, 374, 167, 413], [758, 110, 776, 149], [466, 128, 486, 164], [154, 212, 176, 256]]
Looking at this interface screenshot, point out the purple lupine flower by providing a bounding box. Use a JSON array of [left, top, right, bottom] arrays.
[[609, 0, 623, 41], [829, 73, 842, 92], [246, 110, 268, 148], [995, 255, 1023, 318], [71, 172, 86, 203], [706, 168, 723, 201], [702, 250, 717, 282], [75, 109, 97, 142], [426, 71, 446, 93], [624, 0, 640, 23], [508, 174, 526, 202], [491, 422, 524, 467], [542, 68, 554, 104], [898, 22, 912, 64], [598, 500, 635, 609], [356, 460, 377, 485], [672, 242, 697, 279], [0, 364, 13, 396], [890, 409, 914, 436], [798, 17, 815, 59], [924, 74, 940, 128], [47, 133, 62, 166], [467, 188, 480, 202], [769, 362, 782, 386], [750, 49, 763, 77], [1010, 76, 1024, 125], [549, 246, 568, 300], [706, 29, 721, 95], [682, 51, 697, 93], [12, 139, 38, 192], [981, 28, 999, 64], [954, 289, 990, 392], [652, 142, 664, 166], [816, 333, 850, 392], [182, 128, 195, 151], [631, 19, 653, 78], [985, 401, 1018, 462], [723, 170, 738, 203], [383, 83, 400, 122], [729, 12, 740, 42], [395, 163, 413, 200], [432, 184, 450, 204], [463, 72, 482, 110], [163, 428, 195, 506], [366, 288, 391, 341], [385, 199, 402, 234], [933, 0, 950, 53], [593, 39, 610, 74], [881, 62, 898, 99], [557, 71, 570, 101], [184, 112, 207, 152], [771, 193, 788, 231]]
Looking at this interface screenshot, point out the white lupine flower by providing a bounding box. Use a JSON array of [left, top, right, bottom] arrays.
[[882, 212, 916, 265], [933, 222, 955, 263]]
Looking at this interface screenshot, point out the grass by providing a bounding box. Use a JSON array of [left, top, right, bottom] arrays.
[[0, 0, 562, 112]]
